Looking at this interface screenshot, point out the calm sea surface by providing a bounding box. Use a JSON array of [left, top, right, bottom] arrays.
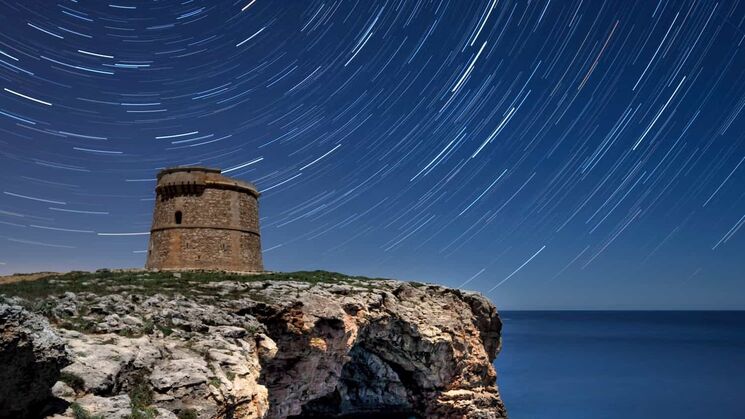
[[495, 311, 745, 419]]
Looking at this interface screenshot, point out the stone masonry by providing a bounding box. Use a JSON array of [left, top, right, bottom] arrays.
[[145, 166, 263, 272]]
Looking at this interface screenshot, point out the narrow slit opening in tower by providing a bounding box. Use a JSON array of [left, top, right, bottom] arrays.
[[175, 211, 182, 224]]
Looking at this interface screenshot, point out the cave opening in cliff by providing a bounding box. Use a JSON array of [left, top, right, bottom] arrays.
[[288, 345, 422, 419]]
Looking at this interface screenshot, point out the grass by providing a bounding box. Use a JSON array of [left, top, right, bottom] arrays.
[[177, 409, 198, 419], [59, 371, 85, 392], [128, 373, 153, 407], [125, 372, 157, 419], [70, 403, 104, 419], [156, 322, 174, 337], [0, 270, 385, 302], [125, 408, 157, 419], [141, 319, 155, 335], [58, 315, 97, 333]]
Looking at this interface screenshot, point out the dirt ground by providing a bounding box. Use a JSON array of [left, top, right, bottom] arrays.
[[0, 272, 58, 285]]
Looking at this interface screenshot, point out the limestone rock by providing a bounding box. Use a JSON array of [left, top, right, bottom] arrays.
[[60, 332, 156, 394], [0, 273, 507, 418], [0, 304, 71, 418], [150, 358, 210, 391], [51, 381, 75, 400], [74, 394, 132, 418]]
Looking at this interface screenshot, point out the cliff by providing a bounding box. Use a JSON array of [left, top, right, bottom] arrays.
[[0, 270, 507, 419]]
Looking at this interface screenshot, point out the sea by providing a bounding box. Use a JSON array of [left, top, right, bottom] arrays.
[[495, 311, 745, 419]]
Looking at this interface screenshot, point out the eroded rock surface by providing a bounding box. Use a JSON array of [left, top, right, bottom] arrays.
[[0, 271, 507, 418], [0, 304, 71, 418]]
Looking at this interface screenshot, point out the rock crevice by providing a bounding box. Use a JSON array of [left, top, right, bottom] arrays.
[[0, 271, 506, 419]]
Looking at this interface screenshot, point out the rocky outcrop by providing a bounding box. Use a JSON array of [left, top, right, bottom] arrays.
[[0, 304, 71, 418], [0, 271, 507, 418]]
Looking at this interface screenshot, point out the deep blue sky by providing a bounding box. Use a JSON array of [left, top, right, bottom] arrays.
[[0, 0, 743, 309]]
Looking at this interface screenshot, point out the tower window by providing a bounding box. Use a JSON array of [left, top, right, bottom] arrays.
[[175, 211, 182, 224]]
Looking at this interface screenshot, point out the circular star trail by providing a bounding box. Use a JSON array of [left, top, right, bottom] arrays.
[[0, 0, 743, 308]]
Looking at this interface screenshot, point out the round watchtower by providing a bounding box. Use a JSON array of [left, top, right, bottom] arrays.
[[145, 167, 263, 272]]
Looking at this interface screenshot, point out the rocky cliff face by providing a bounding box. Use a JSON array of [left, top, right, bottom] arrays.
[[0, 270, 507, 419], [0, 305, 71, 418]]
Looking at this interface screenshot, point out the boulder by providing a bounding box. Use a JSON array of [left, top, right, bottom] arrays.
[[0, 304, 71, 418]]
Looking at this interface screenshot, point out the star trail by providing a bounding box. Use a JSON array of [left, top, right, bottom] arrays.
[[0, 0, 743, 309]]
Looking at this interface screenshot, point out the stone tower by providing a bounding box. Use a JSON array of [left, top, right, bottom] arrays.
[[145, 167, 263, 272]]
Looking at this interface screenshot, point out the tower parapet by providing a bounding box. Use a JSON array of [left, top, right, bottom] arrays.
[[145, 166, 263, 272]]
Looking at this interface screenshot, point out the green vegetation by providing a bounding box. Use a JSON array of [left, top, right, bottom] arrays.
[[208, 376, 221, 387], [177, 409, 198, 419], [141, 319, 155, 335], [125, 407, 157, 419], [128, 373, 154, 407], [59, 371, 85, 392], [156, 322, 174, 337], [70, 403, 104, 419], [22, 298, 57, 316], [58, 316, 97, 333], [0, 270, 384, 302], [125, 372, 157, 419], [118, 328, 141, 339]]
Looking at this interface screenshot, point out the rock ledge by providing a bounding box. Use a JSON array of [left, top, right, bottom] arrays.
[[0, 270, 507, 419]]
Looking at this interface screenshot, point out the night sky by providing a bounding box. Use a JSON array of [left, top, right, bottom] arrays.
[[0, 0, 743, 309]]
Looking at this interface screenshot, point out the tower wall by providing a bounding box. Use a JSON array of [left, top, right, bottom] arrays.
[[145, 167, 263, 272]]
